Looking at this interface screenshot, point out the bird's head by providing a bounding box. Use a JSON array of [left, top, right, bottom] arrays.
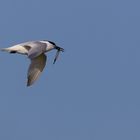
[[47, 40, 64, 64]]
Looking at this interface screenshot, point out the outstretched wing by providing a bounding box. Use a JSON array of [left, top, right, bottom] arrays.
[[27, 53, 47, 86]]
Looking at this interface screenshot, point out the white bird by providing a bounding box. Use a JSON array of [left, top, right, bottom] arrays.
[[1, 40, 64, 86]]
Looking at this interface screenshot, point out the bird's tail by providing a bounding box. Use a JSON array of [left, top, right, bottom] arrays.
[[1, 48, 8, 51], [1, 48, 16, 53], [1, 48, 10, 52]]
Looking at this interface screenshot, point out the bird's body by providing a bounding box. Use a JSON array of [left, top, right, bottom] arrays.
[[1, 40, 64, 86], [1, 40, 55, 55]]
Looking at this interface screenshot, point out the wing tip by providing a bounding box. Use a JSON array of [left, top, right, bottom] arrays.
[[27, 82, 31, 87], [26, 76, 34, 87], [27, 81, 31, 87], [27, 78, 34, 87]]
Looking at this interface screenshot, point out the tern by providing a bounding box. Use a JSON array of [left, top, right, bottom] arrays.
[[1, 40, 64, 86]]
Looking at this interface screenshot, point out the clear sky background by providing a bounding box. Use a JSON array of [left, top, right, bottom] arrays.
[[0, 0, 140, 139]]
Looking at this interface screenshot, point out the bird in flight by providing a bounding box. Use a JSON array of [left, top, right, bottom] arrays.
[[1, 40, 64, 86]]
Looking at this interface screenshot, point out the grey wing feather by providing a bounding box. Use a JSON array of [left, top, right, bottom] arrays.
[[27, 53, 47, 86], [27, 42, 47, 59]]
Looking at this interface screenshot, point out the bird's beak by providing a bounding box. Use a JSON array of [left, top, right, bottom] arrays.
[[55, 46, 64, 52], [53, 46, 64, 64]]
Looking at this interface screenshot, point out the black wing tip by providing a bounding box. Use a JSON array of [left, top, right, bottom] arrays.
[[27, 83, 34, 87], [27, 79, 33, 87], [27, 82, 31, 87]]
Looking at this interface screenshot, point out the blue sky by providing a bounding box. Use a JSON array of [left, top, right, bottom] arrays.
[[0, 0, 140, 139]]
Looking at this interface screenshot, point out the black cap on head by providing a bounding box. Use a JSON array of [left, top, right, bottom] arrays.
[[48, 40, 56, 46]]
